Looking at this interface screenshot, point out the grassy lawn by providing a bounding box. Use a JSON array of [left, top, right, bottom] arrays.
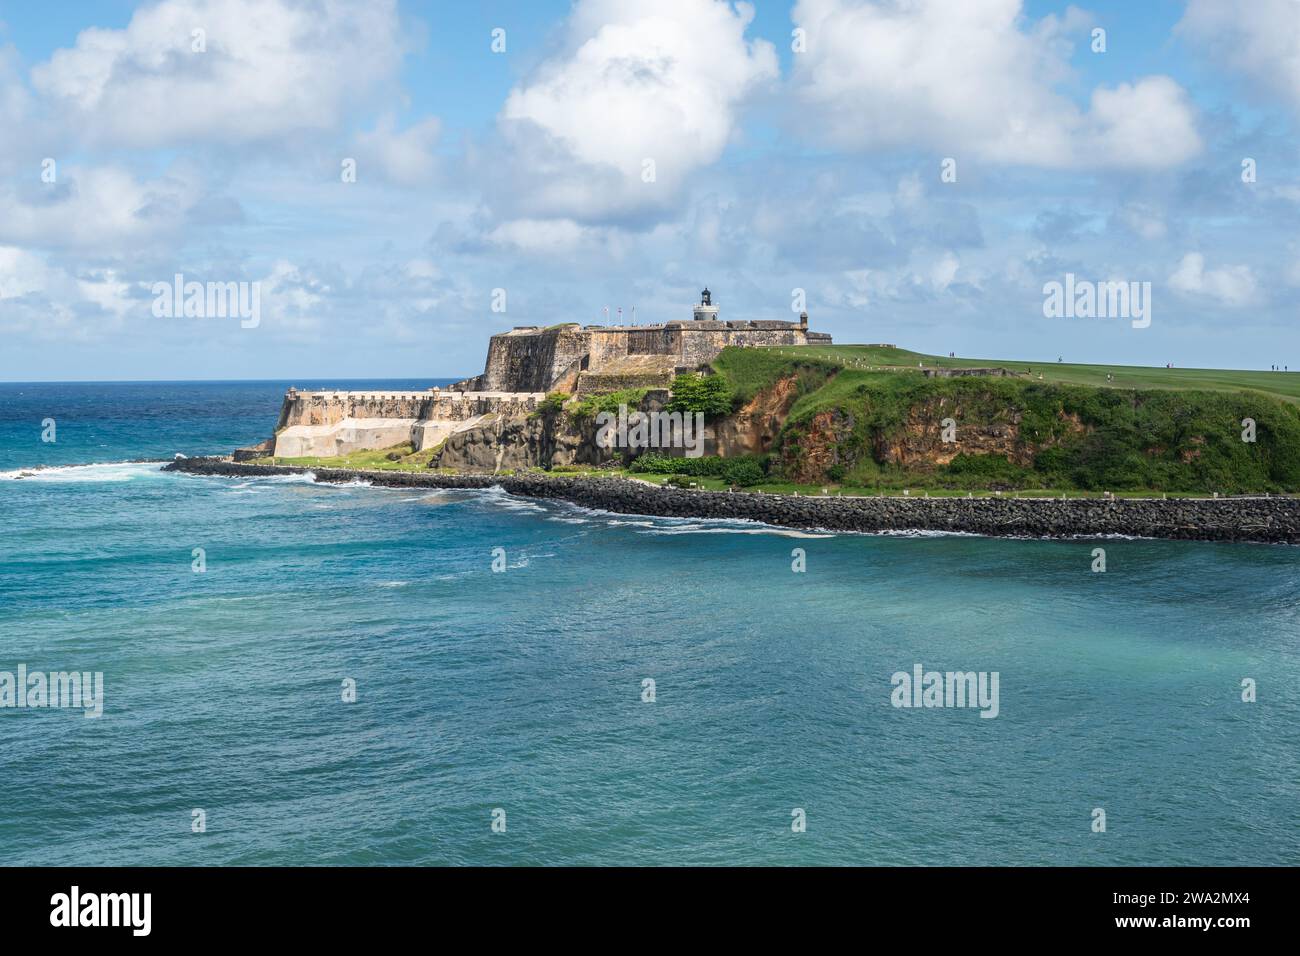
[[760, 343, 1300, 404], [250, 442, 444, 471]]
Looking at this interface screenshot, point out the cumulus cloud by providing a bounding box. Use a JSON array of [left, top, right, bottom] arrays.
[[31, 0, 405, 147], [494, 0, 778, 223], [1168, 252, 1257, 306], [1110, 203, 1168, 241], [487, 219, 601, 256], [1178, 0, 1300, 116], [354, 116, 442, 187], [790, 0, 1201, 168], [838, 248, 976, 309], [0, 164, 214, 250], [0, 246, 51, 301], [0, 246, 134, 338]]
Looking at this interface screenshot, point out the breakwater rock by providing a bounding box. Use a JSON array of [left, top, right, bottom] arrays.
[[163, 457, 1300, 544]]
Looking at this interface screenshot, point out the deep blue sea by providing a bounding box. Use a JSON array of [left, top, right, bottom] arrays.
[[1, 381, 1297, 865]]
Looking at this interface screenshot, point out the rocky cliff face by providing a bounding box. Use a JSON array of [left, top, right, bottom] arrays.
[[710, 375, 801, 456], [781, 409, 847, 483], [429, 377, 805, 473], [779, 390, 1093, 483], [429, 408, 621, 472], [431, 411, 603, 476]]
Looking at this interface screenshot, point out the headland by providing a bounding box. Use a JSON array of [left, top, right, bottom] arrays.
[[186, 288, 1300, 541]]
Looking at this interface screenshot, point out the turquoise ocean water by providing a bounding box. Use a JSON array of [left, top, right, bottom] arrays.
[[1, 381, 1297, 865]]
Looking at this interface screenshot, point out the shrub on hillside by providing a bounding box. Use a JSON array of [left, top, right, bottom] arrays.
[[537, 392, 569, 415], [667, 374, 734, 416], [629, 452, 767, 481], [571, 388, 649, 421], [723, 458, 765, 486], [942, 453, 1034, 489]]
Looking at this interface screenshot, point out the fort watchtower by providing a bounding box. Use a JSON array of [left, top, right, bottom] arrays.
[[692, 287, 720, 322]]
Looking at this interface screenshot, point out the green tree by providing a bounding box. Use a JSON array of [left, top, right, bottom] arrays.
[[667, 374, 734, 416]]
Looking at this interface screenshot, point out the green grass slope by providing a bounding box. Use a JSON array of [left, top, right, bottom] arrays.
[[710, 345, 1300, 494], [771, 343, 1300, 403]]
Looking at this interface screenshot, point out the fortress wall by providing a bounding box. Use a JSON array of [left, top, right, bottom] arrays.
[[584, 329, 632, 370], [574, 371, 672, 395], [623, 327, 680, 356], [272, 389, 545, 458], [583, 325, 810, 380], [481, 328, 588, 392], [472, 317, 826, 394], [276, 391, 433, 430], [678, 326, 807, 367], [481, 333, 541, 392]]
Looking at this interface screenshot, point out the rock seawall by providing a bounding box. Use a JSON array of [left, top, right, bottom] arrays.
[[163, 458, 1300, 544]]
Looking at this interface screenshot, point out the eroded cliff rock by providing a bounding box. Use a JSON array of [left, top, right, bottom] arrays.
[[429, 407, 620, 472], [779, 390, 1096, 483], [710, 375, 802, 456]]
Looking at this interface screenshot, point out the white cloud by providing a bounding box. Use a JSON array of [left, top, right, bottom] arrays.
[[354, 116, 442, 187], [840, 249, 974, 306], [1112, 203, 1167, 241], [791, 0, 1201, 168], [0, 246, 49, 300], [0, 246, 124, 338], [258, 260, 328, 335], [485, 218, 633, 260], [488, 219, 590, 255], [496, 0, 777, 221], [1179, 0, 1300, 115], [31, 0, 405, 147], [929, 251, 961, 290], [0, 165, 207, 250], [76, 269, 135, 318], [1168, 252, 1257, 306]]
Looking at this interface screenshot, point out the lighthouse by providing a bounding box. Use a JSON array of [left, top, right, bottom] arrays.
[[692, 287, 719, 322]]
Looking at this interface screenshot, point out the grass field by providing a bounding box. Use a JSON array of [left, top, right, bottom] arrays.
[[251, 442, 443, 471], [709, 343, 1300, 493], [758, 343, 1300, 404]]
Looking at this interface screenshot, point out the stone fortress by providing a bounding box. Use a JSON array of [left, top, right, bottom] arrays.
[[455, 288, 831, 395], [266, 290, 831, 459]]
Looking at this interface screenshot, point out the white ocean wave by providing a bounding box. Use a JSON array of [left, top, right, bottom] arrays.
[[0, 461, 164, 483], [475, 485, 548, 513], [639, 524, 834, 539], [398, 491, 459, 504], [547, 499, 834, 538]]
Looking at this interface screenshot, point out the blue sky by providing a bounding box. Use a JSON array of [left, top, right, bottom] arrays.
[[1, 0, 1299, 381]]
